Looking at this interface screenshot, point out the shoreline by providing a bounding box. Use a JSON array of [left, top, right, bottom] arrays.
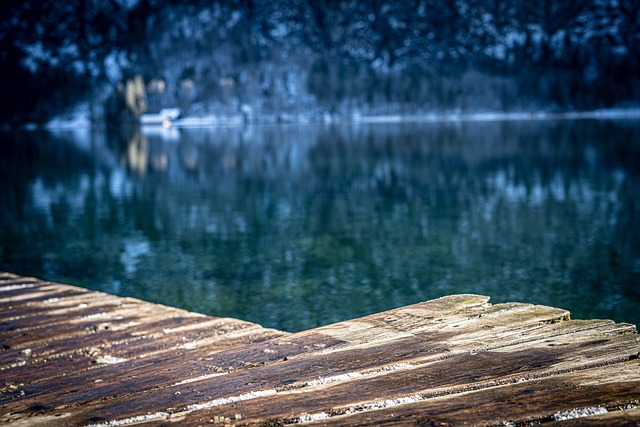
[[36, 107, 640, 131]]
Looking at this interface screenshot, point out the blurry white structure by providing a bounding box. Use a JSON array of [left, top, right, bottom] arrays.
[[140, 108, 181, 128]]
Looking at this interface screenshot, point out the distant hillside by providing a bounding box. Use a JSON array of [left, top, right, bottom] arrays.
[[2, 0, 639, 126]]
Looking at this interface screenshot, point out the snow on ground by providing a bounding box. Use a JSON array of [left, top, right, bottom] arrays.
[[43, 108, 640, 131]]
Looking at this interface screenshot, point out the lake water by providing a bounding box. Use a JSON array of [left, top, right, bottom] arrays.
[[1, 119, 639, 332]]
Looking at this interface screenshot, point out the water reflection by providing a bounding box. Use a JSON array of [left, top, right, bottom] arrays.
[[1, 120, 639, 331]]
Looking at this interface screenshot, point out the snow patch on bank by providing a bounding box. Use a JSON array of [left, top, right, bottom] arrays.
[[42, 108, 640, 131]]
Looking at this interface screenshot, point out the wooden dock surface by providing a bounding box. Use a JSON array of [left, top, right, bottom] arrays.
[[1, 272, 638, 426]]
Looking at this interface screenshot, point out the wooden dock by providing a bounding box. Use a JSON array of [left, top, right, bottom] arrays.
[[1, 272, 638, 426]]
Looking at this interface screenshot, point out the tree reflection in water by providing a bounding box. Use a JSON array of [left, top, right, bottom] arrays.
[[1, 120, 639, 331]]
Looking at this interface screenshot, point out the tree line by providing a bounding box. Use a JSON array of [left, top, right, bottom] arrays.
[[1, 0, 638, 126]]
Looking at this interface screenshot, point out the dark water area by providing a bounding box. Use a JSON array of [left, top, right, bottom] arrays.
[[1, 120, 639, 332]]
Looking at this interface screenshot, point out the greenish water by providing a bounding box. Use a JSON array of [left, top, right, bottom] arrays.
[[1, 120, 639, 332]]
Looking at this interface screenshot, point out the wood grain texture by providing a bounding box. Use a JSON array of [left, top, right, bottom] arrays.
[[0, 272, 638, 426]]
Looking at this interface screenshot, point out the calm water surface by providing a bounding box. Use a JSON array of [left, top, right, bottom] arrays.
[[1, 120, 639, 331]]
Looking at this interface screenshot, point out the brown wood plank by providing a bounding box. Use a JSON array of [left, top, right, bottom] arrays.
[[5, 302, 628, 425], [0, 281, 53, 299], [0, 296, 216, 365], [0, 291, 126, 321], [94, 322, 639, 427], [547, 406, 640, 426], [0, 316, 277, 384], [0, 287, 92, 306], [1, 330, 283, 388], [297, 362, 640, 427], [1, 272, 638, 427], [0, 295, 524, 416], [0, 294, 497, 424], [1, 304, 210, 351], [0, 309, 205, 349], [0, 273, 288, 422]]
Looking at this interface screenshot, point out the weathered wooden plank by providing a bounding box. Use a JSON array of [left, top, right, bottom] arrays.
[[2, 320, 282, 388], [547, 405, 640, 426], [0, 317, 281, 384], [0, 281, 52, 299], [0, 309, 205, 349], [294, 362, 640, 427], [1, 272, 638, 427], [1, 304, 214, 350], [0, 297, 217, 365], [0, 287, 91, 306], [0, 292, 127, 321], [0, 274, 288, 422], [105, 322, 639, 427], [1, 296, 541, 418], [8, 305, 631, 426], [1, 300, 138, 332]]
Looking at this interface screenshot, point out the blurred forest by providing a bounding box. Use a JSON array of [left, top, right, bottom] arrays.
[[1, 0, 639, 126]]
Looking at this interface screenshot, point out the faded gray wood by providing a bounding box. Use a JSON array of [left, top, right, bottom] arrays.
[[0, 272, 638, 427]]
